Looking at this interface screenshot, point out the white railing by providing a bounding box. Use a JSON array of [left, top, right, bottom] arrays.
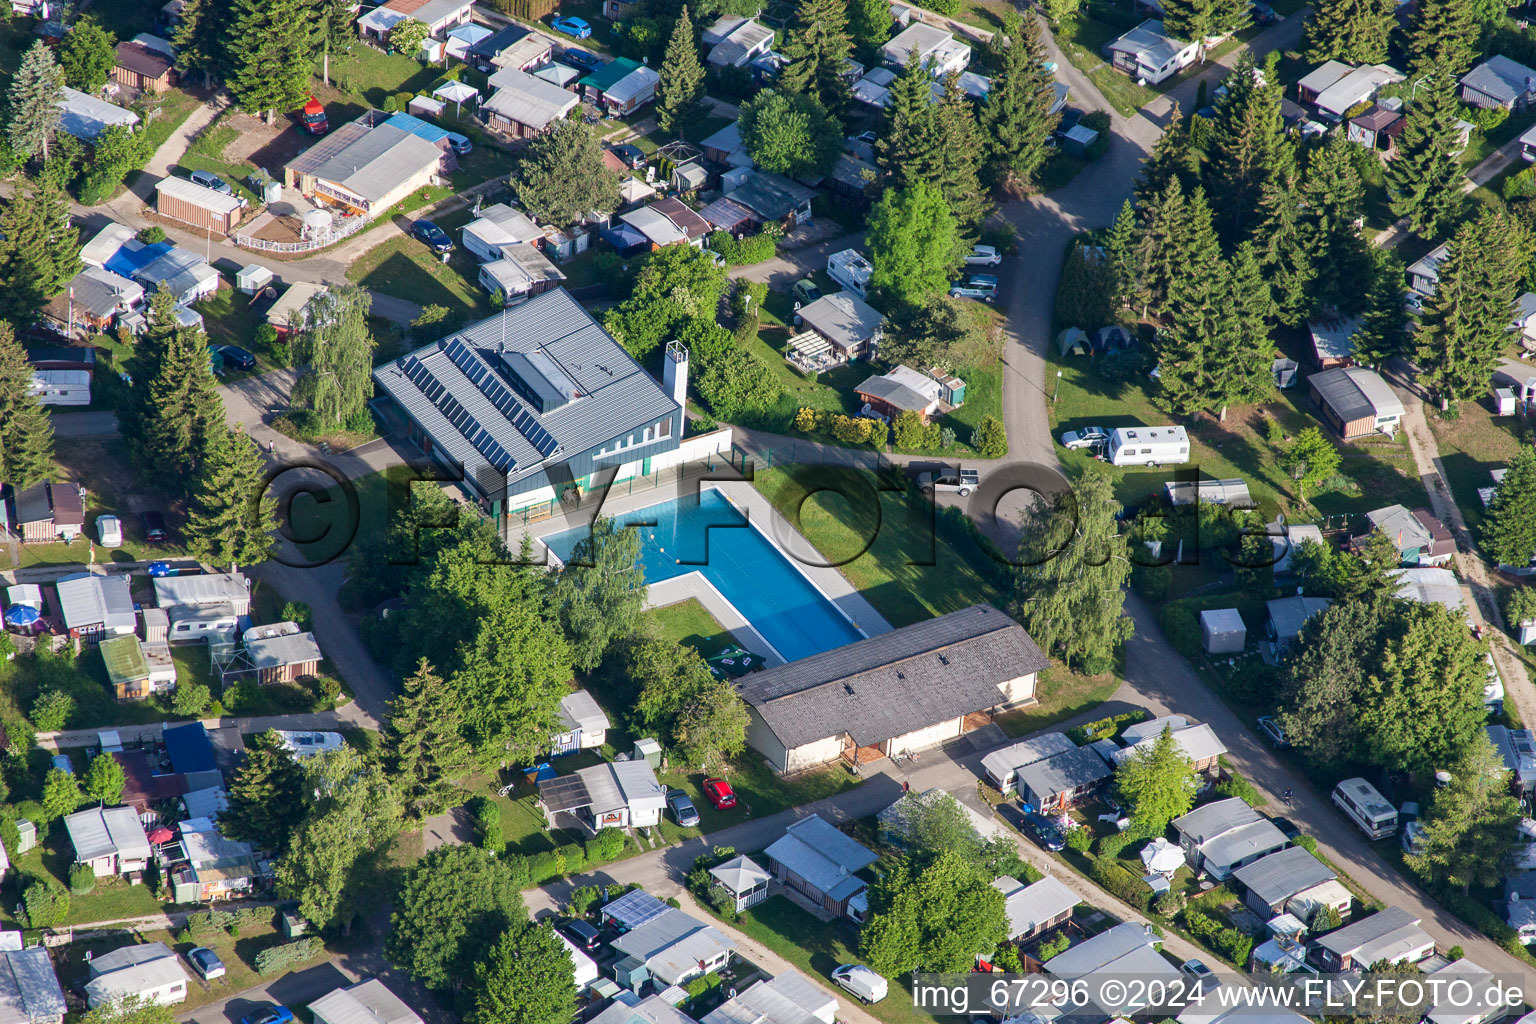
[[232, 213, 369, 253]]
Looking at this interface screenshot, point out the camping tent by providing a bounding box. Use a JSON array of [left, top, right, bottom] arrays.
[[1056, 328, 1090, 356], [1095, 325, 1135, 352]]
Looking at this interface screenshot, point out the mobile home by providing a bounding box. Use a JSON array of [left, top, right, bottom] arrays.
[[1333, 777, 1398, 839], [1106, 425, 1190, 467]]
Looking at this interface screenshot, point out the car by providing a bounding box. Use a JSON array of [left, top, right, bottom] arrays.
[[1060, 426, 1108, 450], [411, 219, 454, 254], [702, 777, 736, 810], [445, 132, 472, 155], [300, 96, 328, 135], [1017, 810, 1066, 852], [216, 345, 256, 370], [853, 130, 878, 146], [666, 788, 700, 827], [95, 514, 122, 548], [949, 274, 997, 301], [1180, 959, 1218, 992], [918, 467, 979, 496], [1269, 816, 1301, 841], [190, 169, 232, 194], [1404, 289, 1425, 313], [551, 15, 592, 37], [240, 1007, 294, 1024], [562, 48, 602, 71], [792, 278, 821, 305], [187, 947, 225, 981], [141, 511, 168, 544], [831, 965, 888, 1004], [560, 919, 602, 951], [964, 244, 1002, 266], [1250, 1, 1278, 22], [612, 143, 647, 169], [1256, 714, 1289, 748]]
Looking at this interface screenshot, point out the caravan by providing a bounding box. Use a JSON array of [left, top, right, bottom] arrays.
[[1106, 425, 1190, 467]]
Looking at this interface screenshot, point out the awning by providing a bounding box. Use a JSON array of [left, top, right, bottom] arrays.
[[787, 330, 831, 358]]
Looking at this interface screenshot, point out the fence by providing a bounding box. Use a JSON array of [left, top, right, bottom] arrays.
[[502, 454, 736, 531], [233, 212, 369, 253]]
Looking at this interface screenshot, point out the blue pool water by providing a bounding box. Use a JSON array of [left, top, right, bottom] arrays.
[[542, 490, 864, 663]]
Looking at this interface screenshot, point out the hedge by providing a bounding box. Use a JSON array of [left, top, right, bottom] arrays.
[[1090, 856, 1150, 912], [1213, 771, 1263, 807], [1069, 709, 1151, 746], [1181, 905, 1253, 966], [255, 937, 323, 976]]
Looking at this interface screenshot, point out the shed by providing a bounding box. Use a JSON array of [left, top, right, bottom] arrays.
[[244, 630, 322, 684], [764, 815, 877, 919], [56, 573, 135, 641], [1266, 595, 1332, 648], [58, 88, 139, 141], [64, 805, 151, 877], [1497, 387, 1518, 415], [1200, 608, 1246, 654], [1308, 317, 1359, 368], [672, 162, 708, 193], [1309, 366, 1404, 438], [993, 874, 1080, 941], [708, 854, 771, 912], [113, 40, 176, 93], [1231, 846, 1336, 915], [156, 176, 242, 235], [796, 291, 884, 360], [309, 980, 424, 1024], [235, 264, 273, 294], [1460, 55, 1536, 110]]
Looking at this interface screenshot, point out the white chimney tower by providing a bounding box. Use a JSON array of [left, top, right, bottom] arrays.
[[663, 340, 688, 408]]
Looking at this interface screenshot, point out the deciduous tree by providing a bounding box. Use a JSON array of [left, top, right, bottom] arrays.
[[554, 517, 646, 671], [866, 181, 961, 308], [1116, 725, 1199, 835], [385, 659, 473, 820], [470, 924, 577, 1024], [1011, 470, 1133, 674], [1407, 731, 1520, 893], [83, 750, 125, 805], [60, 17, 117, 93], [847, 0, 892, 63], [603, 245, 728, 359], [861, 852, 1006, 977], [511, 119, 622, 227], [291, 285, 377, 430], [1281, 426, 1341, 503], [41, 766, 82, 821], [737, 89, 843, 178], [387, 845, 527, 990], [629, 637, 749, 769], [185, 427, 277, 567]]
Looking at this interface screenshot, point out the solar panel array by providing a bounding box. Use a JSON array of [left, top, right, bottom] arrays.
[[401, 355, 516, 473], [441, 337, 560, 458]]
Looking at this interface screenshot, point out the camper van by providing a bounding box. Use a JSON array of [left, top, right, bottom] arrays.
[[1333, 777, 1398, 839], [1106, 425, 1190, 468]]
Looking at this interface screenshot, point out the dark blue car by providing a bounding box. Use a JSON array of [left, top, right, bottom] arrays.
[[561, 48, 602, 72], [1019, 811, 1067, 852], [410, 219, 454, 254]]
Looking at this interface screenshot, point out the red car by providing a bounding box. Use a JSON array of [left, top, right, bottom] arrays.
[[702, 777, 736, 810], [300, 97, 328, 136]]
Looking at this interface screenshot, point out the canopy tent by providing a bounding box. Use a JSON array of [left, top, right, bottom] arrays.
[[433, 80, 480, 115], [1141, 836, 1184, 875], [1056, 327, 1090, 356], [600, 223, 650, 255], [707, 645, 762, 678]]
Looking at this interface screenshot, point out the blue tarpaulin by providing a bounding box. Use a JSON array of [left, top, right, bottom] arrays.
[[523, 762, 556, 784], [163, 722, 217, 774], [600, 223, 649, 255], [104, 240, 172, 280]]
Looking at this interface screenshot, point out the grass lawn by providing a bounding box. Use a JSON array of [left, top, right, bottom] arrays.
[[995, 664, 1121, 737], [346, 206, 490, 321], [648, 598, 735, 654], [1049, 341, 1428, 521], [750, 463, 1010, 628], [141, 89, 204, 153], [1462, 109, 1536, 168], [0, 836, 164, 926], [1425, 399, 1523, 544], [705, 896, 939, 1024], [327, 46, 442, 109]]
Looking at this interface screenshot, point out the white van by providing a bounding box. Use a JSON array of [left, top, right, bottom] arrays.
[[1106, 425, 1190, 467], [1333, 777, 1398, 839], [831, 965, 888, 1003]]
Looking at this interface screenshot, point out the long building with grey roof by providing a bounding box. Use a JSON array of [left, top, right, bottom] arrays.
[[374, 288, 681, 516], [738, 604, 1048, 773]]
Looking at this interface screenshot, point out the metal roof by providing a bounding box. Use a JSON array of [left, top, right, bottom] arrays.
[[310, 124, 442, 203], [245, 631, 322, 670], [1164, 477, 1254, 507], [1311, 365, 1403, 422], [133, 247, 217, 298], [558, 689, 610, 733], [85, 953, 187, 1006], [741, 604, 1048, 749], [708, 854, 771, 893], [114, 40, 173, 78], [581, 57, 643, 92], [154, 572, 249, 608], [58, 87, 139, 140], [0, 947, 65, 1024], [729, 172, 815, 221], [703, 972, 836, 1024], [1266, 595, 1333, 641], [1198, 818, 1289, 871], [698, 197, 754, 231], [1110, 722, 1227, 765], [651, 197, 711, 240], [609, 908, 734, 982], [881, 22, 953, 65], [484, 68, 579, 130], [64, 805, 150, 863], [88, 942, 176, 977], [980, 732, 1080, 783], [1015, 747, 1113, 802], [1298, 59, 1351, 95], [602, 65, 660, 106], [1044, 922, 1165, 976], [1231, 846, 1335, 905], [373, 289, 679, 495], [1314, 906, 1426, 958], [464, 203, 541, 250], [763, 815, 876, 901], [1390, 567, 1465, 615], [1461, 55, 1536, 104], [797, 291, 884, 351], [1174, 797, 1259, 845], [155, 175, 242, 216], [56, 573, 135, 631], [856, 366, 938, 412], [181, 786, 228, 820], [1314, 64, 1402, 117], [310, 981, 424, 1024], [993, 875, 1080, 939], [620, 206, 688, 246]]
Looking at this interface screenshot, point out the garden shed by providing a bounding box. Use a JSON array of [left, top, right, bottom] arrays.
[[1200, 608, 1246, 654]]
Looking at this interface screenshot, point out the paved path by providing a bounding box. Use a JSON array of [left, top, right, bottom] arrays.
[[727, 230, 867, 289], [49, 410, 120, 437]]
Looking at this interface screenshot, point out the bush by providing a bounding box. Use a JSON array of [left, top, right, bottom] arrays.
[[1079, 109, 1112, 133], [1094, 831, 1132, 859], [472, 797, 503, 854], [1069, 709, 1151, 745], [970, 415, 1007, 458], [587, 827, 626, 862], [1160, 604, 1202, 658], [1214, 772, 1263, 807], [708, 226, 781, 265], [1181, 905, 1253, 966], [793, 407, 819, 432], [172, 683, 211, 717], [1295, 834, 1318, 855], [30, 690, 74, 732], [526, 851, 560, 885], [21, 878, 69, 928], [1065, 826, 1092, 852], [136, 226, 166, 244], [1037, 932, 1070, 960], [1154, 890, 1186, 916], [568, 885, 601, 916], [831, 414, 879, 445], [1090, 856, 1150, 911], [280, 601, 313, 630], [1506, 168, 1536, 199], [68, 863, 95, 895], [554, 842, 587, 873], [255, 937, 323, 975], [1131, 564, 1171, 601], [1469, 104, 1509, 132]]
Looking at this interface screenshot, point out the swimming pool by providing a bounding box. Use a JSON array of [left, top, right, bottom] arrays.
[[541, 489, 864, 663]]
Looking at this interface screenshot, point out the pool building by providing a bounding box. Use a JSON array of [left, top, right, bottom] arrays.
[[373, 289, 687, 522], [737, 604, 1049, 773]]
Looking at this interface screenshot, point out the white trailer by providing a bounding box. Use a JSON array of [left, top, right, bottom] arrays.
[[1106, 425, 1189, 467], [827, 248, 873, 298]]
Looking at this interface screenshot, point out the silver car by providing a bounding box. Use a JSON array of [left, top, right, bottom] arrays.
[[1060, 426, 1108, 450], [964, 244, 1002, 266]]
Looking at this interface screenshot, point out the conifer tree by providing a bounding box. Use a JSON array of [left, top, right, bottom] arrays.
[[656, 8, 705, 134], [931, 71, 988, 234], [1352, 247, 1409, 368], [1387, 74, 1466, 239], [0, 324, 53, 489], [1205, 241, 1274, 419], [1483, 446, 1536, 567], [173, 0, 226, 85], [385, 659, 473, 820], [1300, 132, 1369, 317], [1302, 0, 1395, 64], [136, 320, 227, 488], [1133, 175, 1190, 315], [1205, 54, 1290, 245], [1157, 187, 1226, 414], [1103, 200, 1140, 312], [223, 0, 315, 122], [1162, 0, 1247, 57], [779, 0, 854, 115], [1255, 174, 1315, 324], [220, 730, 307, 853], [876, 51, 938, 189], [1134, 103, 1201, 205], [1406, 0, 1476, 78], [980, 15, 1060, 191], [7, 41, 63, 162], [847, 0, 892, 63], [0, 177, 79, 327], [186, 427, 277, 568], [1418, 211, 1531, 407]]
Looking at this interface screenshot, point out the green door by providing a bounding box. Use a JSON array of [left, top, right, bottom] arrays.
[[642, 456, 652, 476]]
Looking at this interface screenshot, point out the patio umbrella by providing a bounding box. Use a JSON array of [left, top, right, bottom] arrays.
[[147, 827, 175, 844], [1140, 836, 1185, 875], [4, 605, 38, 627]]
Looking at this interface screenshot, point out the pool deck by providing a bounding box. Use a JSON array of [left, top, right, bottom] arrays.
[[518, 473, 895, 665]]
